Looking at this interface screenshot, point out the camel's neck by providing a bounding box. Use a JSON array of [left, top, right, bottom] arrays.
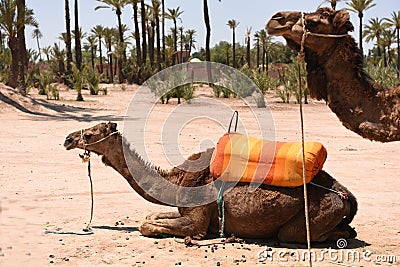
[[305, 36, 400, 142], [86, 134, 177, 206]]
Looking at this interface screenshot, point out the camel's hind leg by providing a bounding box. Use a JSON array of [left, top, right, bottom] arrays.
[[278, 192, 353, 243], [139, 206, 212, 239]]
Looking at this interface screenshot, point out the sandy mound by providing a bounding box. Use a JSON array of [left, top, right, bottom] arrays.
[[0, 84, 49, 114]]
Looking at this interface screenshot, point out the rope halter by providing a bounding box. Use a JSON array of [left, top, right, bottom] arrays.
[[299, 12, 349, 62]]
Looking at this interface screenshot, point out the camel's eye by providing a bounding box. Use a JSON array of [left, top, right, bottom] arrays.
[[84, 132, 93, 138]]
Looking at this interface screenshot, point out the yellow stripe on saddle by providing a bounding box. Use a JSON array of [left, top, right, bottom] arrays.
[[210, 133, 327, 187]]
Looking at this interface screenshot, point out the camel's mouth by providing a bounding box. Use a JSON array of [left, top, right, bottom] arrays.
[[266, 11, 302, 36], [64, 137, 77, 150]]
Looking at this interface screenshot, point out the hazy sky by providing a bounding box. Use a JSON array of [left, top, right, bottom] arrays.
[[26, 0, 400, 53]]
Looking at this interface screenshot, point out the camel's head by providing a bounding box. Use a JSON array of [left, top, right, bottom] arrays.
[[266, 8, 354, 53], [64, 122, 118, 150]]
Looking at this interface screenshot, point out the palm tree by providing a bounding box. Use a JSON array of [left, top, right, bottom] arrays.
[[320, 0, 343, 10], [32, 27, 42, 61], [166, 7, 183, 65], [91, 25, 105, 73], [186, 29, 196, 59], [346, 0, 376, 55], [86, 35, 97, 69], [227, 19, 239, 68], [95, 0, 126, 44], [42, 45, 51, 62], [245, 27, 251, 67], [381, 29, 396, 67], [259, 29, 274, 73], [0, 0, 37, 91], [65, 0, 73, 75], [52, 43, 66, 76], [74, 0, 82, 72], [363, 17, 385, 59], [95, 0, 127, 60], [103, 27, 117, 83], [385, 11, 400, 78]]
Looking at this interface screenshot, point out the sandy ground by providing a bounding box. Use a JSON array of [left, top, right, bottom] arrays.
[[0, 83, 399, 267]]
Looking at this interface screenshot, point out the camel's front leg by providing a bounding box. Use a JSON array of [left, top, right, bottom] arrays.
[[145, 211, 181, 220], [139, 206, 212, 239]]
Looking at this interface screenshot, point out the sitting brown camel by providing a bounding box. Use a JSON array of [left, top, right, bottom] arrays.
[[64, 122, 357, 243], [266, 8, 400, 142]]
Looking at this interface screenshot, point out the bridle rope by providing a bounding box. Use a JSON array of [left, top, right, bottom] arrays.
[[79, 130, 120, 231], [298, 12, 349, 267]]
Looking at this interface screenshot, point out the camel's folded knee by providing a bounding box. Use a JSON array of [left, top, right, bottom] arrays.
[[139, 220, 163, 237]]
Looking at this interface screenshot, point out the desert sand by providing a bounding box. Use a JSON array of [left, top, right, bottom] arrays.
[[0, 83, 399, 267]]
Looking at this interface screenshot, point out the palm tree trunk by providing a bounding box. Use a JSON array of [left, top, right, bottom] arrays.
[[261, 48, 265, 72], [173, 20, 177, 65], [98, 37, 103, 73], [0, 31, 3, 52], [91, 46, 95, 69], [108, 43, 113, 83], [36, 37, 42, 61], [149, 23, 155, 68], [7, 37, 19, 88], [377, 36, 382, 58], [397, 28, 400, 78], [383, 46, 387, 67], [116, 9, 125, 61], [358, 13, 363, 57], [161, 0, 165, 63], [16, 0, 27, 94], [180, 27, 183, 63], [65, 0, 73, 76], [246, 36, 250, 68], [256, 39, 260, 72], [156, 15, 161, 71], [232, 28, 236, 68], [188, 38, 193, 59], [203, 0, 212, 83], [74, 0, 82, 70], [133, 2, 142, 67], [140, 0, 147, 65]]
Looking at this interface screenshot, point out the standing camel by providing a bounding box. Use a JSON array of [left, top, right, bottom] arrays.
[[64, 122, 357, 243], [266, 8, 400, 142]]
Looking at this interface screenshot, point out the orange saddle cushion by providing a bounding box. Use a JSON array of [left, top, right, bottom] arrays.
[[210, 133, 327, 187]]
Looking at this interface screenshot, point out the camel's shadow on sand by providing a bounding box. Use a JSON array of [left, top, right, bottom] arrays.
[[91, 225, 369, 249]]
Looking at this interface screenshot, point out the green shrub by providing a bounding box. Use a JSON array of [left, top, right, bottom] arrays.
[[85, 68, 100, 95], [366, 60, 400, 89]]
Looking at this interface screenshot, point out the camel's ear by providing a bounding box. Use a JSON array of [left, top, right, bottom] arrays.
[[333, 9, 352, 30], [108, 122, 117, 132]]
